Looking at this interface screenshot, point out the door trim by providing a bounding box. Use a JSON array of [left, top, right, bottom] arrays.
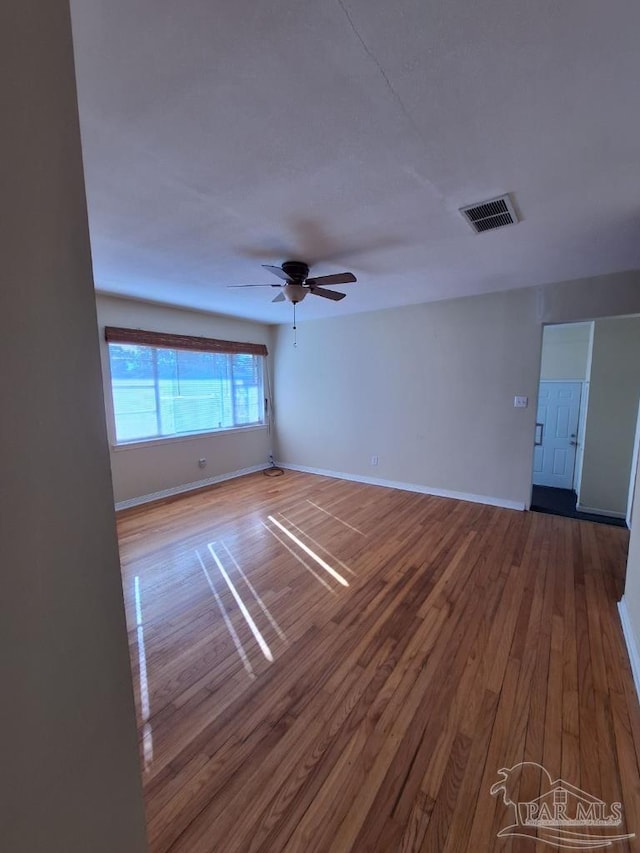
[[573, 380, 590, 496], [627, 397, 640, 528]]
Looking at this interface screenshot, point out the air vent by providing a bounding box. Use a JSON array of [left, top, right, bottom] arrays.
[[459, 194, 518, 234]]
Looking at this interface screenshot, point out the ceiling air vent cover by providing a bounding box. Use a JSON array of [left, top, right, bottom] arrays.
[[459, 194, 518, 233]]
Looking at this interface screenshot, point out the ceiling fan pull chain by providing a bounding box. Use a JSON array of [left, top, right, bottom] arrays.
[[293, 302, 297, 348]]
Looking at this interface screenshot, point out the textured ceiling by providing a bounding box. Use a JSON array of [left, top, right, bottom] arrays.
[[70, 0, 640, 324]]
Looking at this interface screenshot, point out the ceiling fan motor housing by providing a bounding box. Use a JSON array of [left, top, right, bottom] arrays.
[[281, 260, 309, 282]]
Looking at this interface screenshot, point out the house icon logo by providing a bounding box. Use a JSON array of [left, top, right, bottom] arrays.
[[490, 762, 635, 848]]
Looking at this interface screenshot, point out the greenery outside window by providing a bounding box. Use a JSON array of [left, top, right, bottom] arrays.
[[105, 327, 267, 444]]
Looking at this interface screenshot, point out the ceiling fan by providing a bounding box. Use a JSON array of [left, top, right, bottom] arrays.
[[228, 260, 357, 304]]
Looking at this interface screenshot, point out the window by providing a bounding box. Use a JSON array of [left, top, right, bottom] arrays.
[[105, 327, 266, 444]]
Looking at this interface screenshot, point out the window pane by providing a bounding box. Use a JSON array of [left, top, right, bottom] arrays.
[[109, 344, 159, 441], [108, 343, 264, 443], [164, 350, 221, 434], [232, 353, 263, 424]]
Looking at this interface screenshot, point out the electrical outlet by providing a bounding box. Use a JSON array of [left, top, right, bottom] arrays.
[[198, 458, 207, 468], [370, 455, 379, 466], [513, 396, 528, 408]]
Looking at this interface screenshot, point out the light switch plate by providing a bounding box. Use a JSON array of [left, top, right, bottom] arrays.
[[513, 396, 528, 408]]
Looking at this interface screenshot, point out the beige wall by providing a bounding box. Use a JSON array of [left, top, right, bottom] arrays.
[[579, 316, 640, 515], [274, 288, 542, 507], [540, 322, 592, 381], [1, 3, 147, 851], [539, 269, 640, 324], [273, 275, 640, 511], [96, 295, 274, 503]]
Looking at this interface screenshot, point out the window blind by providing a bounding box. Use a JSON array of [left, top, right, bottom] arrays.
[[104, 326, 268, 357]]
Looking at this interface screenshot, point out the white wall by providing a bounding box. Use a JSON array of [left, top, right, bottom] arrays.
[[1, 3, 147, 851], [96, 295, 274, 503], [274, 288, 542, 508], [579, 316, 640, 515], [540, 322, 592, 381]]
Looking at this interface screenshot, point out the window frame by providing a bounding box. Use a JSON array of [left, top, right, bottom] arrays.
[[104, 326, 268, 448]]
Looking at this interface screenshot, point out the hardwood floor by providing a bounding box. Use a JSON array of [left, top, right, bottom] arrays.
[[117, 470, 640, 852]]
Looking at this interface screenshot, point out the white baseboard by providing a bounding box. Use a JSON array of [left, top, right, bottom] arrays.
[[618, 597, 640, 705], [276, 463, 526, 511], [115, 464, 267, 510], [576, 503, 626, 519]]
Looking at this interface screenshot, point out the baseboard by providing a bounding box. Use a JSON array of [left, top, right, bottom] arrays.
[[576, 503, 626, 519], [276, 463, 526, 511], [618, 597, 640, 705], [115, 464, 267, 510]]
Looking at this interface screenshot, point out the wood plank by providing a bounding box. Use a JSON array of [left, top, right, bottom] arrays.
[[113, 471, 639, 852]]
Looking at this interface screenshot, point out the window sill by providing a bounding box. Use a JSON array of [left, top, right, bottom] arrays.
[[111, 423, 268, 451]]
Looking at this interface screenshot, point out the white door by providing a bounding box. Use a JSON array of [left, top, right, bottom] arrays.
[[532, 382, 582, 489]]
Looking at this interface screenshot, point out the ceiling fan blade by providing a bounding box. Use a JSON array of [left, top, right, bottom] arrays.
[[308, 285, 346, 301], [262, 264, 293, 282], [306, 272, 356, 286], [272, 292, 286, 303], [227, 283, 282, 288]]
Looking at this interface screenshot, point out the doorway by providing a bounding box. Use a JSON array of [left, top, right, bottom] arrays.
[[530, 319, 638, 528]]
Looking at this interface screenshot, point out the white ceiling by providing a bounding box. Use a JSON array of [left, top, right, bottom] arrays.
[[70, 0, 640, 324]]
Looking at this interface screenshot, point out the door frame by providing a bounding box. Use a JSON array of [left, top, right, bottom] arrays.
[[627, 396, 640, 528], [572, 380, 590, 498], [573, 321, 595, 500]]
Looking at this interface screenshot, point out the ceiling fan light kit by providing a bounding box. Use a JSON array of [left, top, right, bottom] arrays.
[[281, 283, 308, 303]]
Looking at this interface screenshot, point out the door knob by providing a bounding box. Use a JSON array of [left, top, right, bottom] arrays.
[[570, 440, 578, 446]]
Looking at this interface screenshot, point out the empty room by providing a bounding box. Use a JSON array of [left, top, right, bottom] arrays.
[[5, 2, 640, 852]]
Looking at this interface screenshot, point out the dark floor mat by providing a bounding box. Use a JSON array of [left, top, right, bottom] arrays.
[[531, 485, 627, 528]]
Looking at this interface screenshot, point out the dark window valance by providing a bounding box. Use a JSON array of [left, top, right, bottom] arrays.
[[104, 326, 268, 357]]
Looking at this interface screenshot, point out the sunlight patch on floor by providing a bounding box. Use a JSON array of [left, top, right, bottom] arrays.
[[267, 515, 350, 587], [276, 511, 356, 577], [196, 549, 256, 679], [134, 576, 153, 770], [306, 499, 366, 536], [220, 541, 288, 645], [261, 520, 336, 593], [208, 543, 274, 662]]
